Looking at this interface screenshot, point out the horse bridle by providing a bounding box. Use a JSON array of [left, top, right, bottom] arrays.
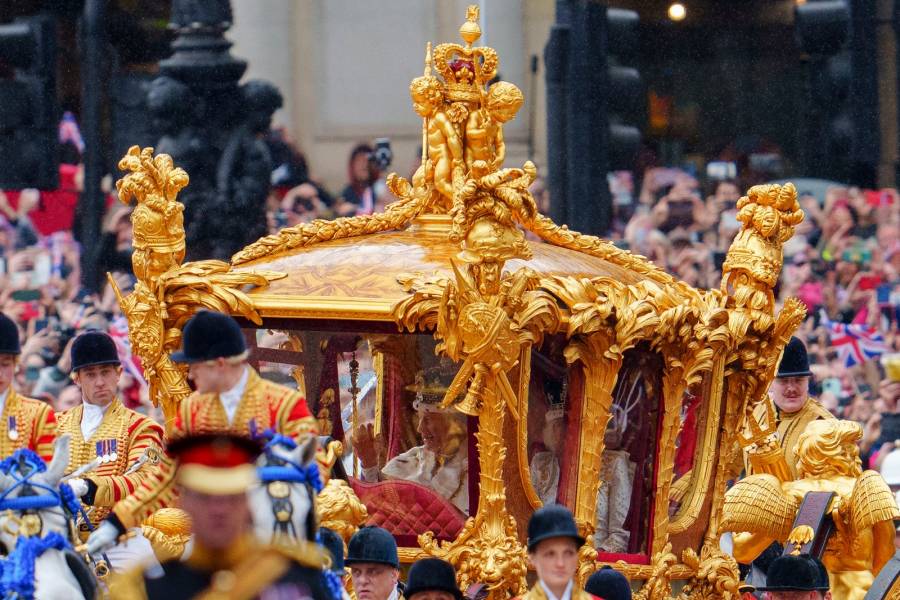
[[258, 435, 322, 542]]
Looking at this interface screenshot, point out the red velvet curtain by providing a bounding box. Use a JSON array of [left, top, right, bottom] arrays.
[[383, 352, 408, 458], [316, 335, 361, 442]]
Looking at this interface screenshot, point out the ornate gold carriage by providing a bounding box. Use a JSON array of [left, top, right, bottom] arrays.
[[115, 7, 813, 599]]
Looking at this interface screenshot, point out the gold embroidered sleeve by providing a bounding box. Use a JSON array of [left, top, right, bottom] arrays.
[[29, 401, 57, 464], [273, 386, 318, 441], [112, 401, 192, 529], [112, 452, 176, 530]]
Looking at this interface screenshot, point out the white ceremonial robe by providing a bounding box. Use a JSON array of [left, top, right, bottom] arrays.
[[363, 445, 468, 514], [529, 451, 560, 506], [594, 449, 635, 553]]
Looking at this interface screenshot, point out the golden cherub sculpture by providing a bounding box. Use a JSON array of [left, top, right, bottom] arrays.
[[722, 419, 899, 600]]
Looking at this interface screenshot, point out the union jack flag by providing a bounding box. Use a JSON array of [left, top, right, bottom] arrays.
[[825, 319, 889, 368], [58, 111, 84, 153], [109, 315, 148, 390]]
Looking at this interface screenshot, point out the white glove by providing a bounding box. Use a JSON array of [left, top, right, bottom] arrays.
[[85, 521, 121, 555], [68, 478, 88, 498]]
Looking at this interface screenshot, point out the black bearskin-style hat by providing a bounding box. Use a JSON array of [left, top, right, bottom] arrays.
[[0, 313, 20, 355], [526, 504, 585, 552], [776, 336, 812, 378], [345, 526, 399, 568], [319, 527, 346, 576], [585, 565, 632, 600], [755, 554, 830, 592], [170, 310, 247, 364], [71, 331, 120, 372], [405, 558, 463, 600]]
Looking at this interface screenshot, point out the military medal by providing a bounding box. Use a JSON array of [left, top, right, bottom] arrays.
[[97, 439, 116, 463], [7, 416, 18, 441]]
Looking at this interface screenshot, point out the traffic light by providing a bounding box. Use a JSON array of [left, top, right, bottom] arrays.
[[604, 8, 643, 171], [794, 0, 849, 56], [0, 15, 58, 190], [543, 1, 645, 235], [793, 0, 850, 180]]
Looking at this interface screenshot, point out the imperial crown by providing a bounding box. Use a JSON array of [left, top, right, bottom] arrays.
[[432, 5, 499, 103]]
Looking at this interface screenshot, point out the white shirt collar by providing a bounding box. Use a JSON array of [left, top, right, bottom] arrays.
[[387, 587, 400, 600], [81, 400, 111, 440], [539, 579, 573, 600], [0, 387, 8, 415], [219, 366, 249, 425]]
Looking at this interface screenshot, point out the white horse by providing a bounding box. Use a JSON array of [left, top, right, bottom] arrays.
[[249, 434, 320, 547], [0, 435, 97, 600]]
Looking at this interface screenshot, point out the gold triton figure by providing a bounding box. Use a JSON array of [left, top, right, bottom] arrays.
[[723, 420, 900, 600]]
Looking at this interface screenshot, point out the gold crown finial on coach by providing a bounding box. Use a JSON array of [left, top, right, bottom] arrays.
[[432, 5, 499, 103], [460, 5, 481, 46]]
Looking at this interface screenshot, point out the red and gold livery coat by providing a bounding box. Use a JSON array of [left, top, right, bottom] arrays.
[[0, 389, 56, 463], [514, 584, 604, 600], [113, 367, 317, 529], [57, 398, 166, 527]]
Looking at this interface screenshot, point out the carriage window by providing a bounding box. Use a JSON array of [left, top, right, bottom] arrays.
[[526, 335, 569, 507], [247, 328, 472, 542], [669, 382, 705, 517], [594, 349, 661, 556]]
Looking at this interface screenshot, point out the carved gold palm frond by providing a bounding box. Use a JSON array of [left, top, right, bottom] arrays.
[[231, 193, 426, 265], [721, 474, 798, 539], [849, 471, 900, 534], [515, 288, 562, 347], [394, 274, 449, 333], [541, 276, 616, 337], [523, 213, 681, 288], [158, 260, 285, 326]]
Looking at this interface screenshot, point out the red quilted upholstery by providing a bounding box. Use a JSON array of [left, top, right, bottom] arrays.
[[349, 478, 465, 540]]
